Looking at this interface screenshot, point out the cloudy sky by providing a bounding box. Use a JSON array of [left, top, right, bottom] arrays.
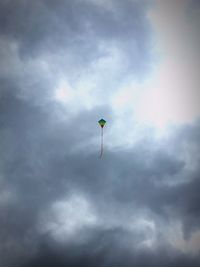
[[0, 0, 200, 266]]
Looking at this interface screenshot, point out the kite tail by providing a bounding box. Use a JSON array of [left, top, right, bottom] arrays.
[[100, 127, 103, 158]]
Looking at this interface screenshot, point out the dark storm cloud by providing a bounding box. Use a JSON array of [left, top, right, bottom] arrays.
[[21, 228, 200, 267], [1, 1, 200, 267], [0, 0, 153, 78], [1, 90, 200, 267], [0, 89, 114, 266]]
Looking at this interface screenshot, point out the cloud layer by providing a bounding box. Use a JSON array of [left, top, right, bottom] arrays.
[[0, 1, 200, 267]]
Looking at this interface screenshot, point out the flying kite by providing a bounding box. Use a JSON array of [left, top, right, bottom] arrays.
[[98, 119, 106, 158]]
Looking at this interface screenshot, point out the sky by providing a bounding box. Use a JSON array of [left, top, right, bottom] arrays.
[[0, 0, 200, 266]]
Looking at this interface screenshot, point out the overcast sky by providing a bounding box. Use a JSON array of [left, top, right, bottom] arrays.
[[0, 0, 200, 266]]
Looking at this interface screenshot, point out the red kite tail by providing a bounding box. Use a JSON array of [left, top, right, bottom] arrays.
[[99, 127, 103, 158]]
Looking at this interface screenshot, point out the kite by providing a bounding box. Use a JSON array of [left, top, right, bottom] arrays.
[[98, 119, 106, 158]]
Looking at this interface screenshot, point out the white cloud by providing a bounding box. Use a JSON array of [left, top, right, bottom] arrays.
[[39, 193, 97, 241], [166, 221, 200, 255], [109, 0, 200, 133], [137, 0, 200, 127]]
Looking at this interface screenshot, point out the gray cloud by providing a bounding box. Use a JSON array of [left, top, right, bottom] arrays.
[[1, 90, 200, 267], [20, 228, 200, 267], [0, 0, 153, 84], [1, 1, 200, 267]]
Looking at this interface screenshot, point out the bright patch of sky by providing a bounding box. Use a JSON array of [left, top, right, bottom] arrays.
[[53, 0, 200, 150], [39, 193, 98, 242]]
